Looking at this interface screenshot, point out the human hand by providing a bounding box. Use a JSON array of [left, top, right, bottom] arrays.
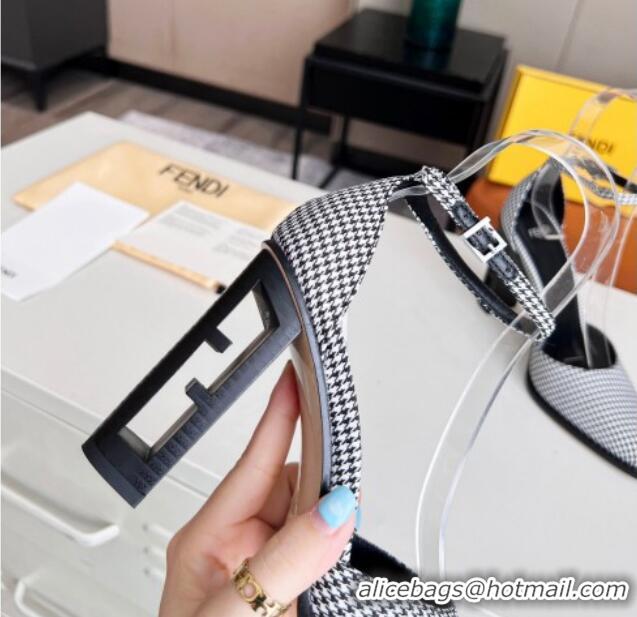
[[159, 362, 358, 616]]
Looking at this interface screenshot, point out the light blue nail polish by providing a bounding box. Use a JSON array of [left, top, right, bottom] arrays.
[[318, 485, 356, 529], [355, 506, 362, 531]]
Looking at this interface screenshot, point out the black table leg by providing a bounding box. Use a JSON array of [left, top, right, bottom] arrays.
[[29, 70, 47, 112], [319, 115, 350, 189], [335, 115, 350, 164], [292, 61, 311, 180], [291, 111, 305, 180]]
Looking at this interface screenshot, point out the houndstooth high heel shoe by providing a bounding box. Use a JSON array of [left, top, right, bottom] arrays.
[[83, 167, 553, 615], [491, 163, 637, 478]]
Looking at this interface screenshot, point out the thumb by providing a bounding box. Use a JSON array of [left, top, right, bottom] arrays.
[[248, 485, 357, 606]]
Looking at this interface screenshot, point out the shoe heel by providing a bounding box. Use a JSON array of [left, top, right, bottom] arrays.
[[83, 244, 303, 507]]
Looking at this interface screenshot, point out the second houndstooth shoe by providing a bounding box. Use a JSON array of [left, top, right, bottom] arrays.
[[83, 167, 554, 615], [493, 163, 637, 478]]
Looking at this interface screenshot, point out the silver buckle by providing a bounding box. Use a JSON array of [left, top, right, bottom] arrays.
[[462, 216, 507, 263]]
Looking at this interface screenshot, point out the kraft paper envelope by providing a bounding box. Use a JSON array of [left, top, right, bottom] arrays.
[[13, 142, 296, 289], [13, 141, 295, 231]]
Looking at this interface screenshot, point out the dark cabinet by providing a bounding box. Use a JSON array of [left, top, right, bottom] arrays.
[[1, 0, 107, 110]]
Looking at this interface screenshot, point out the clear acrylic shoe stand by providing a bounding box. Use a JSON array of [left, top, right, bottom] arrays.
[[570, 88, 637, 364], [393, 130, 622, 616]]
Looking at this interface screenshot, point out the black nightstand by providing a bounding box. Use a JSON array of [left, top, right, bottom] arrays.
[[292, 9, 507, 184]]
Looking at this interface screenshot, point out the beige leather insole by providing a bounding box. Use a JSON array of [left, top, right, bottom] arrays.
[[265, 245, 325, 516]]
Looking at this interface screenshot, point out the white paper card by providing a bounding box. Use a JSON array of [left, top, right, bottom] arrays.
[[118, 201, 267, 289], [1, 182, 148, 300]]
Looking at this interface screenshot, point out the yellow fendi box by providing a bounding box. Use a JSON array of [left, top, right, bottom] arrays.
[[488, 65, 636, 204]]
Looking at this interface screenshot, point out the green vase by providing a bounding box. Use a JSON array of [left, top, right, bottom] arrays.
[[406, 0, 463, 50]]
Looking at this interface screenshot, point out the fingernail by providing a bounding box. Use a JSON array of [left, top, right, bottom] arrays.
[[355, 506, 362, 531], [317, 485, 356, 530]]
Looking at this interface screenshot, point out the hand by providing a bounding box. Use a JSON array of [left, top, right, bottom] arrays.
[[159, 362, 358, 616]]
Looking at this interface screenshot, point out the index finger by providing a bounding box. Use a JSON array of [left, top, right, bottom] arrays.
[[190, 361, 300, 529]]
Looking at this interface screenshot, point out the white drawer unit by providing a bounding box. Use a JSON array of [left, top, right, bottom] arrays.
[[1, 391, 208, 614], [1, 533, 144, 617]]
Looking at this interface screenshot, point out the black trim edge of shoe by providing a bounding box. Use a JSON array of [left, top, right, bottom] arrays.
[[526, 371, 637, 479]]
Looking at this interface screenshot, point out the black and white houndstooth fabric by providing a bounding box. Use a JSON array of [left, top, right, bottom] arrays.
[[274, 176, 401, 513], [529, 344, 637, 472], [572, 158, 637, 206], [500, 170, 590, 332], [416, 168, 555, 340], [499, 172, 543, 290], [272, 168, 552, 616]]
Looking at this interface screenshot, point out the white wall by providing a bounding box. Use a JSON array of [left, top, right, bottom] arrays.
[[109, 0, 356, 105], [352, 0, 637, 167]]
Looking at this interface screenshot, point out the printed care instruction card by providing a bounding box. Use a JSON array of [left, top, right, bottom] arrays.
[[116, 201, 267, 291]]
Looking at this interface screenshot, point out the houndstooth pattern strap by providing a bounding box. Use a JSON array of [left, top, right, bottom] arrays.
[[500, 173, 537, 255], [529, 343, 637, 472], [570, 158, 637, 206], [415, 168, 555, 340], [499, 170, 590, 339], [581, 177, 637, 206]]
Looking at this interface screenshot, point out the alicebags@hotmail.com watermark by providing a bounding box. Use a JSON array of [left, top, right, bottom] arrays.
[[356, 576, 630, 604]]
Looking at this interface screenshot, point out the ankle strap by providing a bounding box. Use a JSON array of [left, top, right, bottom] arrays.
[[395, 167, 555, 341], [573, 159, 637, 206]]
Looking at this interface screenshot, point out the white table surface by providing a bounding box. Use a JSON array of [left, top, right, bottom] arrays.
[[2, 113, 636, 617]]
